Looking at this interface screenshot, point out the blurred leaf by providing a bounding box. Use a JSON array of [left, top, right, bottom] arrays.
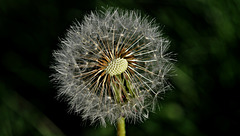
[[0, 83, 65, 136]]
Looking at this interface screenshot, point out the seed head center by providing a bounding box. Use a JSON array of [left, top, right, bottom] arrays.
[[105, 58, 128, 76]]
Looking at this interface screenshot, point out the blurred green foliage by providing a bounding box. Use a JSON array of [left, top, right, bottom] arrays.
[[0, 0, 240, 136], [0, 84, 65, 136]]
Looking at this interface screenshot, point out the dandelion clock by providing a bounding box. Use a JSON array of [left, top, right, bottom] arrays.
[[51, 7, 174, 136]]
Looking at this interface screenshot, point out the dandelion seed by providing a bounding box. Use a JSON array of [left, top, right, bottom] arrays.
[[51, 7, 174, 128]]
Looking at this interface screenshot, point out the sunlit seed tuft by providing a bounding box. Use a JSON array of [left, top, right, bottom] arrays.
[[51, 7, 174, 126]]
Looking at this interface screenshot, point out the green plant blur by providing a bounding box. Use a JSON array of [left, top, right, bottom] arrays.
[[0, 0, 239, 135]]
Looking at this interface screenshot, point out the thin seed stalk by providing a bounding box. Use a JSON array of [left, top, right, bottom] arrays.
[[117, 117, 126, 136]]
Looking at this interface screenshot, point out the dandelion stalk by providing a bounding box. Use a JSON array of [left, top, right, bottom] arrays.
[[117, 117, 125, 136], [51, 7, 174, 135]]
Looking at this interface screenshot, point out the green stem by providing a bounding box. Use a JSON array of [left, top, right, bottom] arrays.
[[117, 117, 126, 136]]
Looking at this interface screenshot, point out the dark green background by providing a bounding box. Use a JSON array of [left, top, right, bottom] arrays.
[[1, 0, 239, 135]]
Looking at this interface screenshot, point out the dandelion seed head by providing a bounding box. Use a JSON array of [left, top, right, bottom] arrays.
[[51, 7, 174, 127]]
